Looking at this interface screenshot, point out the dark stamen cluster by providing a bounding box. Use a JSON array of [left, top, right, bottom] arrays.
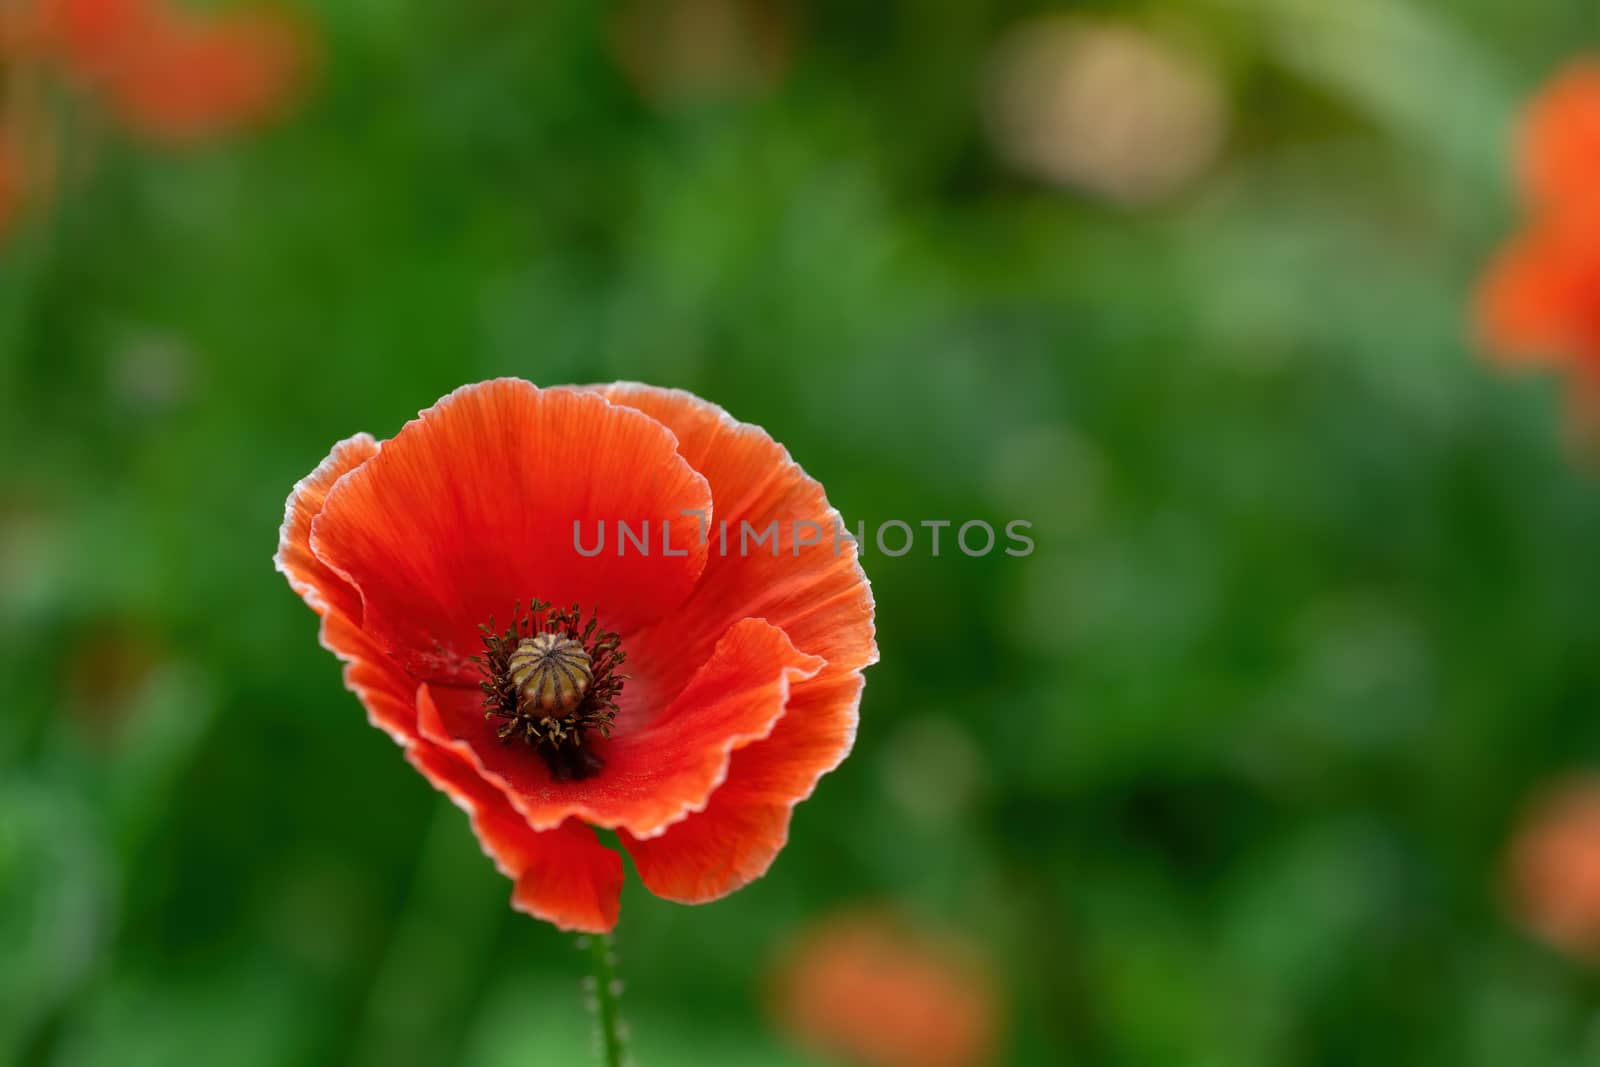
[[474, 600, 627, 781]]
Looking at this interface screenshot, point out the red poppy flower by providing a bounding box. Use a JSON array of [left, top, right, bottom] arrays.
[[1509, 775, 1600, 960], [0, 0, 305, 237], [1477, 60, 1600, 409], [39, 0, 306, 141], [770, 909, 1001, 1067], [276, 380, 876, 932]]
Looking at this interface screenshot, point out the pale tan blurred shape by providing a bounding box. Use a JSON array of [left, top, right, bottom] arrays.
[[770, 909, 1001, 1067], [1509, 775, 1600, 959], [983, 17, 1227, 205], [610, 0, 796, 107]]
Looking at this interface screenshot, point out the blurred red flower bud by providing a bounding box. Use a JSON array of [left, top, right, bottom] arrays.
[[1509, 776, 1600, 960], [770, 909, 1001, 1067], [40, 0, 308, 141], [1477, 60, 1600, 422]]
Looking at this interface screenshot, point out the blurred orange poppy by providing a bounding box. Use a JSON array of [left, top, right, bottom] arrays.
[[1518, 62, 1600, 229], [1509, 775, 1600, 960], [38, 0, 307, 142], [276, 379, 876, 932], [0, 0, 306, 238], [770, 910, 1001, 1067], [1477, 61, 1600, 410]]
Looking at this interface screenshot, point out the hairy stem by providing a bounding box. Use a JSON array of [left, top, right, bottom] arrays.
[[582, 932, 627, 1067]]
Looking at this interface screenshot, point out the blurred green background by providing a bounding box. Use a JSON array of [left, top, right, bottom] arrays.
[[6, 0, 1600, 1064]]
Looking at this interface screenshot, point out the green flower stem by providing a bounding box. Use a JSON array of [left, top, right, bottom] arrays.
[[583, 932, 627, 1067]]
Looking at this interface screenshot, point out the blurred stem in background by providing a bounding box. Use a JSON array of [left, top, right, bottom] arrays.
[[345, 797, 634, 1067], [347, 800, 506, 1067]]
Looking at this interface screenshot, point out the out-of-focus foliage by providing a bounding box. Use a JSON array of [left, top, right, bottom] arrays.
[[4, 0, 1600, 1064]]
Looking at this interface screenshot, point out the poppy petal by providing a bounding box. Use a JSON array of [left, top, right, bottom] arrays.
[[407, 741, 623, 933], [589, 382, 877, 703], [582, 384, 875, 901], [310, 380, 713, 681], [621, 672, 865, 903], [416, 616, 824, 837], [275, 432, 379, 623], [1521, 60, 1600, 220], [1477, 228, 1596, 366]]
